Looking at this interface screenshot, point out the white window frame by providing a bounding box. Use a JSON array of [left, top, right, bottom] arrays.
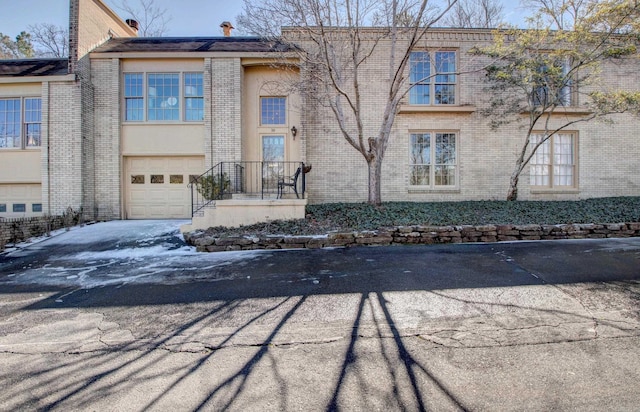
[[184, 72, 204, 122], [124, 73, 144, 122], [122, 71, 205, 123], [260, 96, 287, 126]]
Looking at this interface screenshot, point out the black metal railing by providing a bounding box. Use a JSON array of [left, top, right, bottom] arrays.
[[189, 161, 306, 216]]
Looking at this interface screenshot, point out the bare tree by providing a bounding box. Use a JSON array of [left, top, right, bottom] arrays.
[[520, 0, 587, 29], [443, 0, 505, 28], [28, 23, 69, 57], [109, 0, 172, 36], [238, 0, 460, 205]]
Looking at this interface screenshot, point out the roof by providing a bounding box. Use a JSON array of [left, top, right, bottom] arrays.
[[0, 58, 68, 77], [91, 37, 291, 54]]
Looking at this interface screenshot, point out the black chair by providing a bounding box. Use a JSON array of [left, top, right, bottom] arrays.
[[277, 166, 302, 198]]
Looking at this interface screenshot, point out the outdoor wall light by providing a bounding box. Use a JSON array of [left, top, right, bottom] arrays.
[[291, 125, 298, 139]]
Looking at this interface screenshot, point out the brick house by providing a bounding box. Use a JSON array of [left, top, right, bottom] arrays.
[[1, 0, 639, 230]]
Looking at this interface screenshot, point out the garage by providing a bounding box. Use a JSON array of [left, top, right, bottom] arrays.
[[125, 156, 205, 219]]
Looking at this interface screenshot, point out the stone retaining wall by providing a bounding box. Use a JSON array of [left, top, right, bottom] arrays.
[[0, 216, 66, 251], [184, 222, 640, 252]]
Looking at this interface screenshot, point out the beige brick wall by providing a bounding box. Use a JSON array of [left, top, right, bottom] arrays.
[[210, 58, 243, 166], [69, 0, 136, 73], [298, 29, 640, 204], [91, 58, 122, 219], [47, 81, 83, 214]]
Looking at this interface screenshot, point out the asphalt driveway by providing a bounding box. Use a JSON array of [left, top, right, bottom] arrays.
[[1, 220, 639, 411]]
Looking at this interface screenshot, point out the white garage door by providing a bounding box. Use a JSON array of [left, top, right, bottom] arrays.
[[125, 156, 204, 219]]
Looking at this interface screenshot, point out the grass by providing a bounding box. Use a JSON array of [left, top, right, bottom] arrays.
[[200, 196, 640, 237]]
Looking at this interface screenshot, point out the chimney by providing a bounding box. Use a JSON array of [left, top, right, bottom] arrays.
[[126, 19, 140, 33], [220, 21, 234, 37]]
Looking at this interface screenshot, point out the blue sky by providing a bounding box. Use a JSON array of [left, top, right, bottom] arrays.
[[1, 0, 529, 38]]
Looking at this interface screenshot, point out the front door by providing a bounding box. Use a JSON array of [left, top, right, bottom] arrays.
[[262, 135, 284, 193]]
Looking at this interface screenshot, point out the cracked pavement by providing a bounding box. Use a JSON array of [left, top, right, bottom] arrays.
[[1, 221, 640, 410]]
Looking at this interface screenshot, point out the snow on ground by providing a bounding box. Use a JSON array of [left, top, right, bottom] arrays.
[[1, 220, 274, 289]]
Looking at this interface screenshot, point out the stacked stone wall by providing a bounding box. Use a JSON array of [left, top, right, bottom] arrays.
[[184, 222, 640, 252]]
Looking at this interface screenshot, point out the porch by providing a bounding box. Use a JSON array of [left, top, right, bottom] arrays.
[[181, 161, 309, 232]]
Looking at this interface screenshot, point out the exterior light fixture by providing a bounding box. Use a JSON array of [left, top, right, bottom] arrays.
[[290, 125, 298, 139]]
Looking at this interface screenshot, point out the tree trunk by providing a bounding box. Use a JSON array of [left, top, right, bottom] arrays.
[[507, 174, 519, 201], [367, 156, 383, 206], [507, 160, 524, 201]]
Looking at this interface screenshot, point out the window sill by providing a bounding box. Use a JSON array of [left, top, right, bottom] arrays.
[[122, 121, 205, 125], [0, 147, 42, 152], [408, 187, 460, 194], [530, 188, 580, 194], [399, 105, 476, 114], [521, 107, 593, 116]]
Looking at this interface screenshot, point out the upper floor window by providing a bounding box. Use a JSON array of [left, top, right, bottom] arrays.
[[409, 132, 457, 187], [0, 97, 41, 149], [124, 73, 144, 121], [123, 72, 204, 122], [531, 59, 572, 107], [148, 73, 179, 121], [530, 132, 576, 188], [260, 97, 286, 125], [409, 51, 457, 105], [184, 73, 204, 121]]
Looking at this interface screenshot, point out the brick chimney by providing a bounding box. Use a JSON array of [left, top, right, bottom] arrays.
[[220, 21, 234, 37]]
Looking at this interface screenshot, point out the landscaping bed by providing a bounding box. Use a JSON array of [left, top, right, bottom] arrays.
[[183, 197, 640, 252]]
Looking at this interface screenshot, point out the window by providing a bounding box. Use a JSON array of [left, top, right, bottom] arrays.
[[0, 97, 41, 149], [124, 73, 144, 121], [124, 72, 204, 122], [0, 204, 6, 212], [409, 51, 457, 105], [531, 59, 572, 107], [148, 73, 179, 121], [410, 132, 457, 187], [24, 98, 42, 147], [13, 204, 26, 213], [32, 203, 42, 212], [530, 133, 576, 188], [260, 97, 286, 125], [262, 135, 285, 188], [184, 73, 203, 121]]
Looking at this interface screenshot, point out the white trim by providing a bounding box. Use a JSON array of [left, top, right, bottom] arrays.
[[0, 74, 75, 84]]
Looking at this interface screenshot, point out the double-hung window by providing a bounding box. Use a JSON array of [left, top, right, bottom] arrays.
[[124, 73, 144, 121], [409, 132, 457, 187], [409, 51, 457, 105], [123, 72, 204, 122], [531, 59, 573, 107], [0, 97, 42, 149], [530, 133, 576, 188], [184, 73, 204, 121]]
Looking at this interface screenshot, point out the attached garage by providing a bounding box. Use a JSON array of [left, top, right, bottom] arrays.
[[0, 183, 42, 217], [125, 156, 204, 219]]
